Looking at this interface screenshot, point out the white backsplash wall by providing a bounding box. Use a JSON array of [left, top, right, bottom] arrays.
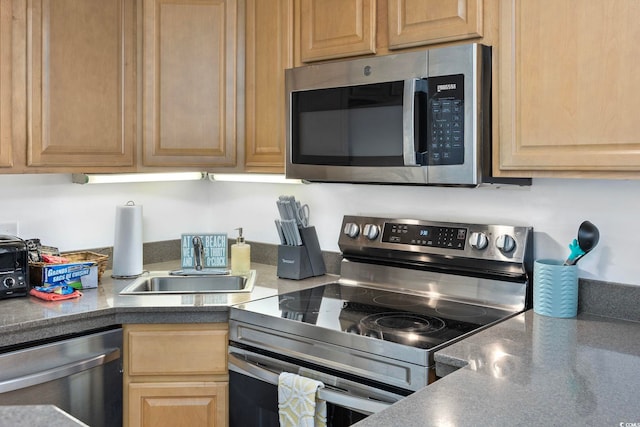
[[0, 173, 637, 286], [0, 174, 214, 251]]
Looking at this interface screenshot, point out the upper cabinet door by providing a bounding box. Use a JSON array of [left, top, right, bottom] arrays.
[[298, 0, 376, 62], [297, 0, 484, 63], [26, 0, 136, 168], [142, 0, 238, 167], [244, 0, 292, 172], [0, 0, 11, 167], [387, 0, 483, 49], [498, 0, 640, 177]]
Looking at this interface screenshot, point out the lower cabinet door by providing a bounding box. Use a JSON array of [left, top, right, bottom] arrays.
[[128, 382, 228, 427]]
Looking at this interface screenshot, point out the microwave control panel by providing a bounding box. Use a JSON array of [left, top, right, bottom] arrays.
[[425, 74, 465, 166]]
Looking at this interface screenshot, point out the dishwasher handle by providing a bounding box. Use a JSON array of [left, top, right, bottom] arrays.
[[0, 347, 121, 394], [229, 352, 393, 415]]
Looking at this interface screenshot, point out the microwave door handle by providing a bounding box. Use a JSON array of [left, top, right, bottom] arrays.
[[402, 78, 420, 166]]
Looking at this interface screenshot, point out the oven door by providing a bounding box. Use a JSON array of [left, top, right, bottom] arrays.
[[228, 346, 402, 427]]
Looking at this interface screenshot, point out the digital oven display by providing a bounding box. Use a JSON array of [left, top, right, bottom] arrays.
[[382, 223, 467, 250]]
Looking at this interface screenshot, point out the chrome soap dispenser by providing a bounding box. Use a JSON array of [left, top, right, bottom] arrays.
[[231, 227, 251, 275]]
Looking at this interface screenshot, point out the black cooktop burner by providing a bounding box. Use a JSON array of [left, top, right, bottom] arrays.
[[357, 312, 447, 345], [372, 294, 422, 308], [279, 296, 320, 312], [361, 312, 446, 335]]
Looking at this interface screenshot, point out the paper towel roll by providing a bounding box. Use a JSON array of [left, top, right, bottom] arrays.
[[112, 201, 143, 278]]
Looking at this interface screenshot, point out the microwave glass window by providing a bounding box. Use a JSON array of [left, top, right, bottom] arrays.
[[298, 107, 402, 157], [292, 82, 406, 166]]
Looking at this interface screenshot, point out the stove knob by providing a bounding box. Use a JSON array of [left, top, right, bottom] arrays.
[[496, 234, 516, 253], [343, 222, 360, 238], [468, 232, 489, 250], [363, 224, 380, 240]]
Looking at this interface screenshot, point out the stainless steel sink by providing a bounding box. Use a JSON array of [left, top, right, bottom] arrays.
[[119, 270, 256, 295]]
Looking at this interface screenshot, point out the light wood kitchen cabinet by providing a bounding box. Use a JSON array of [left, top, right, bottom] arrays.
[[296, 0, 483, 63], [124, 323, 229, 427], [24, 0, 137, 169], [497, 0, 640, 178], [4, 0, 243, 173], [387, 0, 483, 50], [142, 0, 239, 168], [243, 0, 292, 173], [297, 0, 376, 62], [0, 0, 11, 167]]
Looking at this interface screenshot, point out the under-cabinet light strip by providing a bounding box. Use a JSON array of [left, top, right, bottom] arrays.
[[72, 172, 304, 185], [72, 172, 206, 184], [208, 173, 304, 184]]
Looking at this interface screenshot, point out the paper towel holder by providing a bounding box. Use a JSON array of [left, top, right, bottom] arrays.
[[112, 200, 144, 279]]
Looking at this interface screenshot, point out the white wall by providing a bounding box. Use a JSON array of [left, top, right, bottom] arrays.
[[0, 174, 214, 250], [1, 174, 637, 286]]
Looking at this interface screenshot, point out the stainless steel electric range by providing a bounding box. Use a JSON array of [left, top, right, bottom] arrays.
[[228, 215, 533, 426]]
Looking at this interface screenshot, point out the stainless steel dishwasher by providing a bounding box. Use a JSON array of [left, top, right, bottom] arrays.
[[0, 327, 123, 427]]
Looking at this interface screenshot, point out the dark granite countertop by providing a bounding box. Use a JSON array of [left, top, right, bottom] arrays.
[[4, 258, 639, 426], [0, 405, 87, 426], [0, 260, 335, 349], [354, 310, 640, 426]]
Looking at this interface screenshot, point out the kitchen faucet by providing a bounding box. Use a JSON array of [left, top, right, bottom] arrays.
[[192, 236, 204, 271]]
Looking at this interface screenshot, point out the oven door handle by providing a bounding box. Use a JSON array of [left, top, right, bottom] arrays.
[[229, 352, 394, 415]]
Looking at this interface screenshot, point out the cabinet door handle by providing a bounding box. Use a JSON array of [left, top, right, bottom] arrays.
[[0, 348, 120, 393]]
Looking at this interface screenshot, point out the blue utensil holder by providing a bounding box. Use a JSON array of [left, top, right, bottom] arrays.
[[533, 259, 578, 318]]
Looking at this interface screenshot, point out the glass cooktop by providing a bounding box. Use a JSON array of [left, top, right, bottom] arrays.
[[235, 283, 515, 350]]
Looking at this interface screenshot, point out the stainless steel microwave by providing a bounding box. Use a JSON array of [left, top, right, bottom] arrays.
[[285, 43, 523, 186]]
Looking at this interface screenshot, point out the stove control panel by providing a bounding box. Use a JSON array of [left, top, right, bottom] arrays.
[[382, 223, 467, 250], [339, 215, 533, 264]]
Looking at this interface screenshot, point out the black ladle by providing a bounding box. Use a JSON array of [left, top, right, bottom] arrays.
[[567, 221, 600, 265]]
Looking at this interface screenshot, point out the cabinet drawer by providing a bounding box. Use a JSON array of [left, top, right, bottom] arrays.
[[127, 324, 228, 376], [128, 381, 227, 427]]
